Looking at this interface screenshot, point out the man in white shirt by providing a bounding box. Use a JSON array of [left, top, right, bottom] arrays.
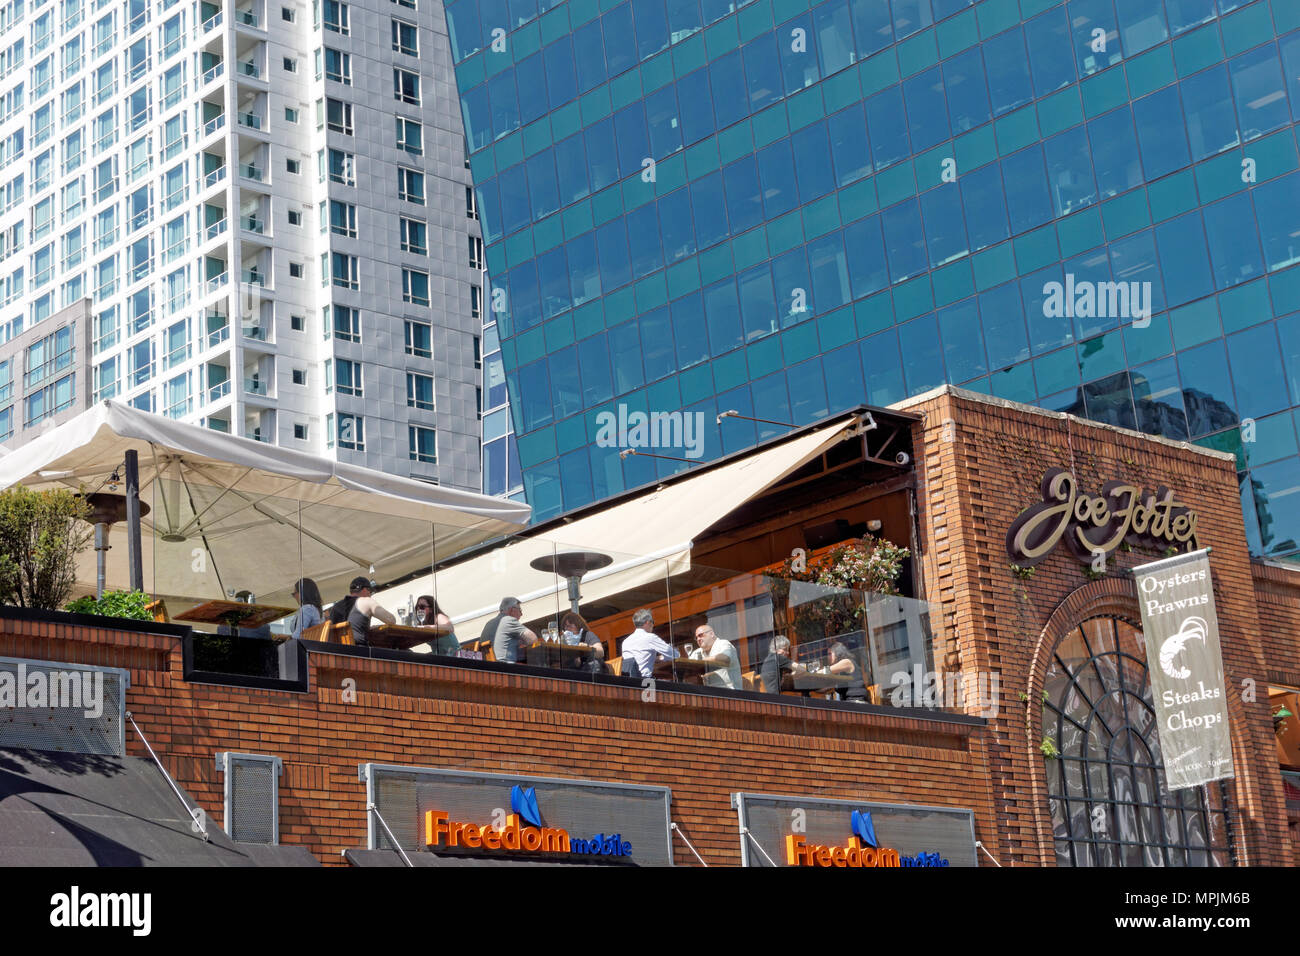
[[620, 608, 677, 679], [693, 624, 742, 690]]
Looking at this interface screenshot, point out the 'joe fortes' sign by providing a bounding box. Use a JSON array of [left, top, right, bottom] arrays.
[[1007, 468, 1201, 568]]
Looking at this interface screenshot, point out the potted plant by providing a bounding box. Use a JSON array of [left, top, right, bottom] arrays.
[[0, 486, 91, 610], [769, 534, 910, 642], [65, 590, 156, 622]]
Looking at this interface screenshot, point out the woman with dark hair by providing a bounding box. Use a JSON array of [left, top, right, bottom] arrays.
[[291, 578, 323, 640], [561, 611, 606, 674], [828, 641, 868, 703], [415, 595, 459, 656]]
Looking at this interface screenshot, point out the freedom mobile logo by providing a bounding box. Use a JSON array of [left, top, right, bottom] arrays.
[[49, 887, 151, 936], [424, 785, 633, 859], [785, 810, 949, 868]]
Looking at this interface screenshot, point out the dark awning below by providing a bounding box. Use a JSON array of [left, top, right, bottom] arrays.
[[344, 848, 612, 867], [0, 748, 319, 866]]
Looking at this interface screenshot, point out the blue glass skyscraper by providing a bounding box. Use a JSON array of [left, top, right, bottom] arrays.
[[448, 0, 1300, 557]]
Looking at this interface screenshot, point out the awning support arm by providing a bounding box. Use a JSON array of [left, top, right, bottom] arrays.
[[670, 822, 708, 866], [126, 710, 210, 842], [368, 804, 413, 867], [740, 826, 778, 867], [974, 840, 1003, 867]]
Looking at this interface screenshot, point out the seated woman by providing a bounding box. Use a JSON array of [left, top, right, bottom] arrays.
[[561, 611, 606, 674], [828, 642, 869, 703], [414, 595, 459, 656], [291, 578, 323, 640]]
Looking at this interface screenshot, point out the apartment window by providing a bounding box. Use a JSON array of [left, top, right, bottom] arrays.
[[93, 305, 118, 353], [400, 217, 426, 255], [336, 412, 363, 450], [32, 197, 52, 240], [333, 358, 362, 396], [160, 63, 184, 110], [466, 185, 478, 220], [61, 84, 84, 126], [402, 268, 429, 306], [164, 319, 189, 369], [24, 373, 75, 427], [406, 372, 433, 410], [397, 167, 423, 204], [0, 406, 11, 443], [326, 148, 353, 185], [395, 118, 422, 155], [329, 200, 357, 238], [327, 304, 360, 342], [31, 243, 53, 287], [94, 61, 115, 106], [331, 253, 358, 290], [473, 335, 481, 370], [92, 11, 113, 57], [291, 368, 306, 385], [94, 157, 116, 204], [404, 319, 431, 358], [392, 0, 415, 8], [470, 284, 482, 320], [285, 107, 299, 123], [319, 0, 349, 34], [94, 356, 119, 401], [162, 114, 186, 161], [391, 19, 417, 55], [281, 6, 294, 21], [287, 157, 301, 175], [326, 98, 353, 135], [283, 57, 297, 73], [32, 150, 52, 192], [293, 423, 307, 440], [408, 425, 436, 463], [324, 48, 350, 84], [31, 103, 52, 146], [468, 235, 483, 269], [393, 68, 419, 105], [290, 313, 305, 332], [289, 261, 303, 278], [24, 326, 73, 389], [288, 209, 302, 226], [32, 55, 52, 99]]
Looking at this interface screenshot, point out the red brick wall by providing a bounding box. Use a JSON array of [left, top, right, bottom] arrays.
[[0, 617, 993, 866], [903, 386, 1296, 866], [1252, 561, 1300, 687]]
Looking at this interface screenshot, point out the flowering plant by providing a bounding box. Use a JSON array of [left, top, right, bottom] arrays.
[[769, 535, 911, 640]]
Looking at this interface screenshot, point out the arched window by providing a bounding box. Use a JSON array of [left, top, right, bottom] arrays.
[[1042, 616, 1233, 866]]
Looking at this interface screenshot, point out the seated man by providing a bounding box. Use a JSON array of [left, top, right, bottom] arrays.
[[334, 576, 396, 646], [693, 624, 741, 690], [620, 609, 677, 679], [483, 596, 539, 663], [759, 635, 806, 694]]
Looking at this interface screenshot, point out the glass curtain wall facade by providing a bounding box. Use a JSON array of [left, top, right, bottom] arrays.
[[446, 0, 1300, 556]]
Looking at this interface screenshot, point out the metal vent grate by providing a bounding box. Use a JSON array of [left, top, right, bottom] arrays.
[[216, 752, 282, 844], [0, 657, 128, 756]]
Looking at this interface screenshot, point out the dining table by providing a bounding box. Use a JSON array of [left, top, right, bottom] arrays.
[[174, 600, 297, 633], [368, 623, 454, 651]]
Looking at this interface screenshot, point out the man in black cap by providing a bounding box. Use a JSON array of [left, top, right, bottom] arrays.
[[329, 576, 395, 645]]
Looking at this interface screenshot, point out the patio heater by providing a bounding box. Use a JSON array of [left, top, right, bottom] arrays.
[[81, 491, 151, 599], [529, 551, 614, 614]]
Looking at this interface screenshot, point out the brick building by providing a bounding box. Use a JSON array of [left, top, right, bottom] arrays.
[[0, 385, 1296, 867]]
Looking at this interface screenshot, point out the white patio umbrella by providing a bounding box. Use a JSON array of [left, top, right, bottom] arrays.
[[0, 402, 531, 615]]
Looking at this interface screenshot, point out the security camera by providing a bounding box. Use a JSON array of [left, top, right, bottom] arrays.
[[894, 451, 910, 466]]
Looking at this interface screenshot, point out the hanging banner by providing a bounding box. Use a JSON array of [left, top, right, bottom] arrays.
[[1134, 549, 1234, 791]]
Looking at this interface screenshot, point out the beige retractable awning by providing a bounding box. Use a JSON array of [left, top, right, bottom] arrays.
[[378, 417, 866, 638]]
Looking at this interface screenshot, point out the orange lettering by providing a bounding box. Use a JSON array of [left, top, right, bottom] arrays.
[[425, 810, 448, 847], [862, 847, 877, 866], [503, 815, 521, 850], [785, 834, 806, 866], [447, 821, 463, 848], [831, 846, 846, 867], [522, 827, 542, 851], [814, 845, 831, 867], [482, 827, 501, 850], [462, 825, 482, 849]]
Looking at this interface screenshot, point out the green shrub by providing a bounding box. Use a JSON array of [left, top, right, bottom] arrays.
[[65, 590, 154, 621], [0, 486, 91, 610]]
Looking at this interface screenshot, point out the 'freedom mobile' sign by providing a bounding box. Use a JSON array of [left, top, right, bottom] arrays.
[[1134, 549, 1234, 791]]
